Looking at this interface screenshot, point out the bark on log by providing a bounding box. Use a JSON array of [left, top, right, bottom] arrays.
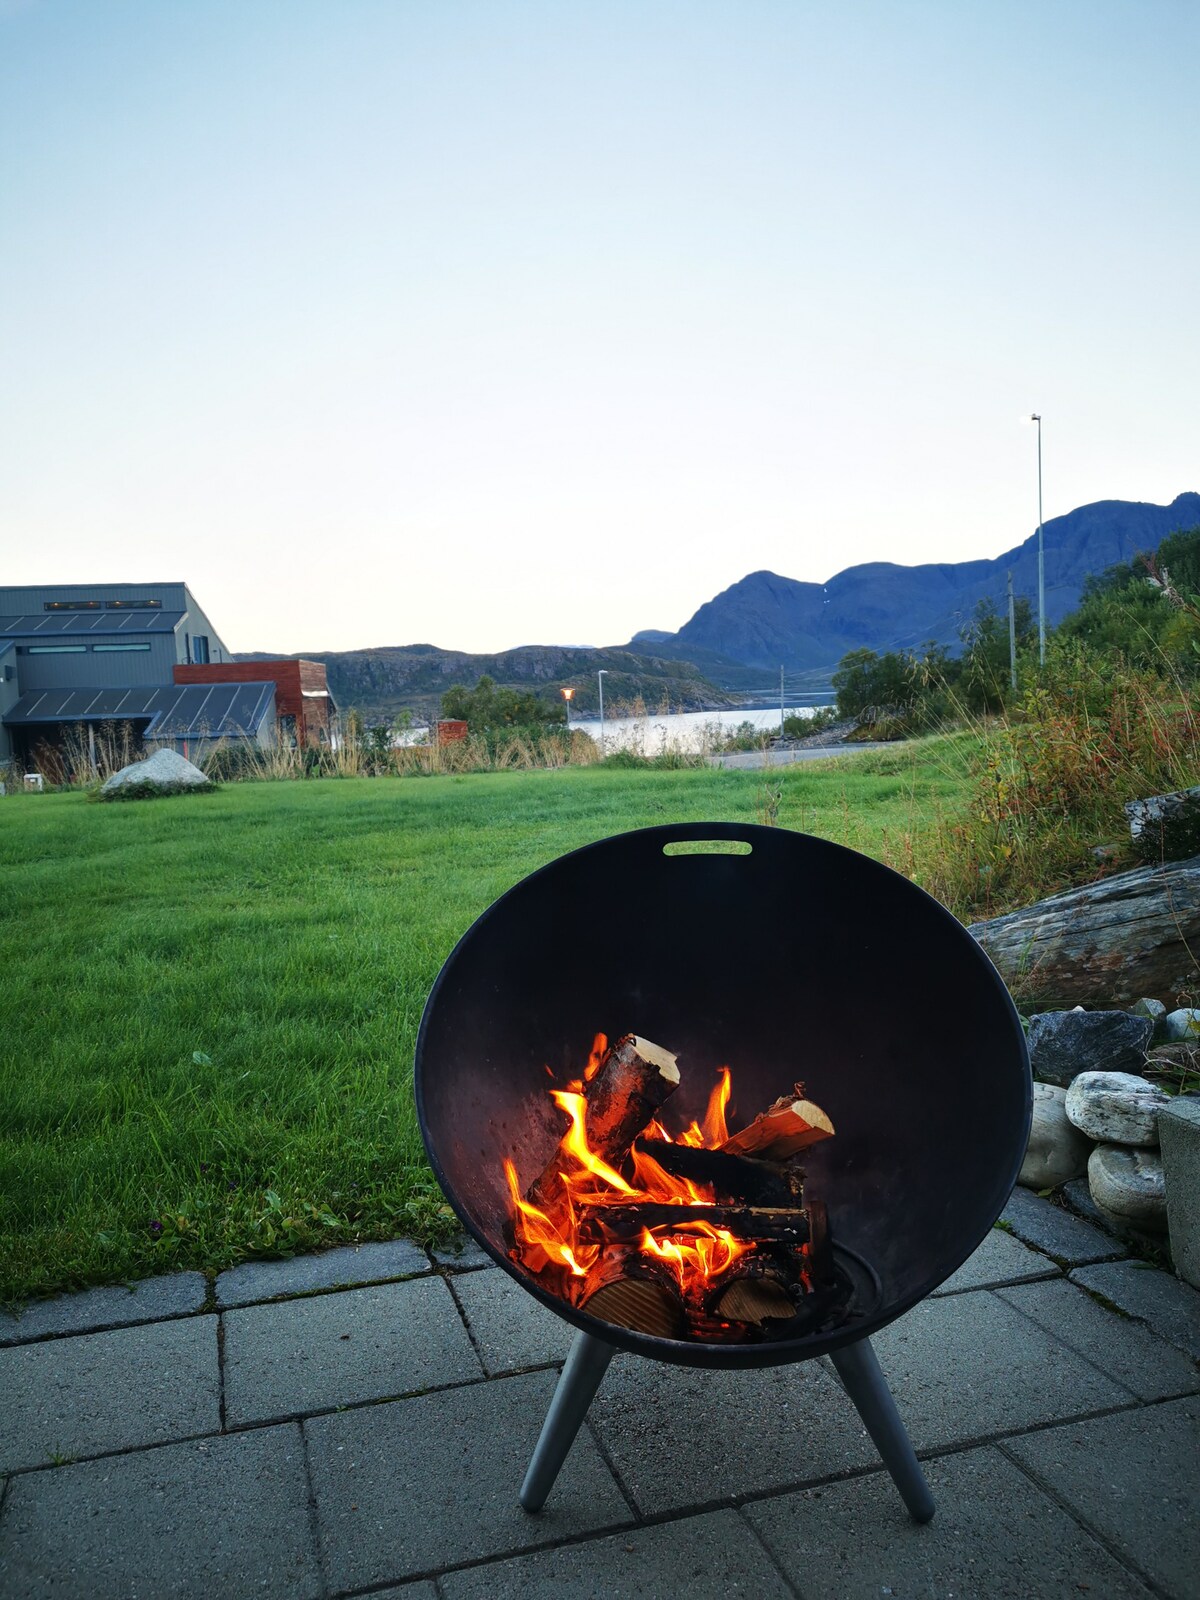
[[577, 1203, 810, 1245], [968, 854, 1200, 1007], [527, 1033, 679, 1211]]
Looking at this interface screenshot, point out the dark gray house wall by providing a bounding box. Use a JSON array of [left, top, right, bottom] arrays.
[[0, 582, 232, 665], [9, 633, 180, 692]]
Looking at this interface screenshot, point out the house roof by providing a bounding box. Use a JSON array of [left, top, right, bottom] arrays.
[[0, 611, 184, 637], [2, 682, 276, 739]]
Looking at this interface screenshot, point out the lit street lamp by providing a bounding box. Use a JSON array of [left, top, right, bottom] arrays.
[[597, 669, 608, 753], [1030, 412, 1049, 668], [560, 686, 574, 727]]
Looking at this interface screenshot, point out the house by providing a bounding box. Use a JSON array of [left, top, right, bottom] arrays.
[[0, 582, 334, 768]]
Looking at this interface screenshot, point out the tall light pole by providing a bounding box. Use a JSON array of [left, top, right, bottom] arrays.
[[597, 669, 607, 753], [560, 686, 574, 728], [1030, 413, 1045, 665]]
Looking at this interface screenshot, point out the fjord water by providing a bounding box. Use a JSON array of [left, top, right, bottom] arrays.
[[570, 703, 832, 753]]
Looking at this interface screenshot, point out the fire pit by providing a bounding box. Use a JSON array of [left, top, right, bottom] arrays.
[[415, 823, 1031, 1521]]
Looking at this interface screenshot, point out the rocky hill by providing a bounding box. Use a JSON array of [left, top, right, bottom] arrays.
[[632, 493, 1200, 675], [236, 642, 741, 723]]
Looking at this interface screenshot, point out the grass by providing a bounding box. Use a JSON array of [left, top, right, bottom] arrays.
[[0, 749, 970, 1303]]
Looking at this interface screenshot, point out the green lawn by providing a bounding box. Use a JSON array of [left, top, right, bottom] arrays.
[[0, 749, 969, 1303]]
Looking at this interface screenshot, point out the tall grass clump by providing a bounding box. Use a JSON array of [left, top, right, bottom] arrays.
[[934, 640, 1200, 916]]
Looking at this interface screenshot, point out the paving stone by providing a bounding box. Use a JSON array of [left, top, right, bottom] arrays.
[[0, 1318, 220, 1473], [997, 1278, 1200, 1401], [0, 1424, 319, 1599], [1000, 1186, 1126, 1267], [869, 1291, 1131, 1452], [450, 1268, 575, 1375], [0, 1272, 208, 1347], [746, 1444, 1152, 1600], [305, 1368, 633, 1590], [1070, 1260, 1200, 1359], [1004, 1395, 1200, 1598], [440, 1507, 793, 1599], [223, 1274, 481, 1425], [587, 1351, 878, 1515], [431, 1235, 492, 1271], [930, 1228, 1060, 1295], [215, 1237, 428, 1308]]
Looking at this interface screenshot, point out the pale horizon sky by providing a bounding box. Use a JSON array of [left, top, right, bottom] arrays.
[[2, 0, 1197, 656]]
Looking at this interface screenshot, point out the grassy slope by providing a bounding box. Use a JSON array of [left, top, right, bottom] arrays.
[[0, 749, 967, 1302]]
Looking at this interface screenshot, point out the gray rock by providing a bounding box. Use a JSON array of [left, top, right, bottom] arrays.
[[1026, 1010, 1153, 1087], [1064, 1070, 1169, 1147], [1160, 1096, 1200, 1290], [101, 747, 210, 793], [1131, 996, 1167, 1022], [1163, 1007, 1200, 1042], [1088, 1144, 1167, 1229], [1019, 1083, 1092, 1188], [1126, 785, 1200, 863]]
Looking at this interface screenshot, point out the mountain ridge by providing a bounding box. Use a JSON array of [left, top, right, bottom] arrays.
[[632, 493, 1200, 673]]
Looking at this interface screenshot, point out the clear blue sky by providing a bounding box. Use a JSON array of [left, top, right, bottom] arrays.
[[2, 0, 1196, 655]]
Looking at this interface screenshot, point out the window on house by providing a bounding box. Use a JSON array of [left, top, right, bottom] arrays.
[[93, 643, 152, 652], [28, 644, 87, 653], [44, 600, 102, 611], [106, 599, 162, 609], [193, 635, 210, 663]]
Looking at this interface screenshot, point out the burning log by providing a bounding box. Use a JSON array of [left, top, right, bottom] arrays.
[[526, 1034, 680, 1212], [715, 1273, 796, 1324], [720, 1085, 834, 1161], [579, 1252, 686, 1338], [584, 1035, 681, 1159], [805, 1196, 835, 1287], [577, 1203, 810, 1246], [632, 1138, 806, 1207]]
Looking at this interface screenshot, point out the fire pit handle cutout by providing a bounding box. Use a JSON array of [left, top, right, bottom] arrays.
[[662, 840, 753, 857]]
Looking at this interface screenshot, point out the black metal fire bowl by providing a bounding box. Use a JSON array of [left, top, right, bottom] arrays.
[[415, 821, 1032, 1371]]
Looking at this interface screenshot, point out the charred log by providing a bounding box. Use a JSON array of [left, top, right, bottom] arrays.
[[632, 1138, 805, 1206], [577, 1203, 810, 1245]]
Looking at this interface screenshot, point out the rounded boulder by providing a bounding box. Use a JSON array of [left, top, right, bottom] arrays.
[[1019, 1082, 1092, 1189], [1087, 1144, 1167, 1230], [1065, 1071, 1169, 1148]]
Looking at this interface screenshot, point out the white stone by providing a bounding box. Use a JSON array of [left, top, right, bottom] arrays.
[[1087, 1143, 1167, 1229], [102, 748, 210, 793], [1064, 1071, 1168, 1148], [1019, 1083, 1092, 1189], [1162, 1009, 1200, 1043]]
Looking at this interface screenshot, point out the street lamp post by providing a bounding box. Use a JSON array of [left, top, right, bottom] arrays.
[[597, 670, 608, 754], [560, 686, 574, 728], [1030, 413, 1045, 666]]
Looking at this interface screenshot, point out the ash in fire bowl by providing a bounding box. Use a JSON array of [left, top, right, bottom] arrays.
[[503, 1032, 864, 1344]]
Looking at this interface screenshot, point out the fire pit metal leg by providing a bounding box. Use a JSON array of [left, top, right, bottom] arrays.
[[520, 1328, 616, 1513], [830, 1336, 935, 1523]]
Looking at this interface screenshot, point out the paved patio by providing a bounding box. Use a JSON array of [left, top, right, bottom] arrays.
[[1, 1192, 1198, 1599]]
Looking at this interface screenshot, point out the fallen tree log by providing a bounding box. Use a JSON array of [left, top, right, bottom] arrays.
[[968, 854, 1200, 1008], [577, 1203, 810, 1245]]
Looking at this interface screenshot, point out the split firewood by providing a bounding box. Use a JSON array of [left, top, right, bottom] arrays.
[[579, 1251, 686, 1339], [632, 1138, 805, 1207], [715, 1275, 796, 1324], [719, 1085, 834, 1161], [576, 1202, 810, 1246], [526, 1034, 680, 1211]]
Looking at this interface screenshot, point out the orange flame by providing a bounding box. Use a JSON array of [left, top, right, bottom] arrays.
[[506, 1048, 757, 1310]]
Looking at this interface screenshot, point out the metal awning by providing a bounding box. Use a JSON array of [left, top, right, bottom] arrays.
[[3, 681, 276, 739]]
